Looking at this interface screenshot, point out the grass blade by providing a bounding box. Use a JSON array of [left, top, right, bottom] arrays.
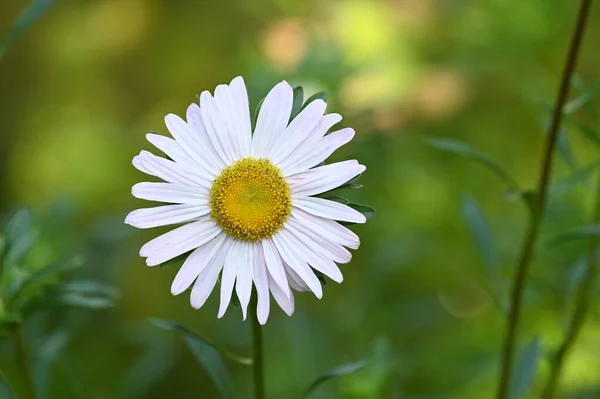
[[150, 319, 252, 399], [461, 196, 499, 277], [304, 360, 367, 397], [549, 225, 600, 246], [427, 138, 520, 192], [0, 0, 55, 60], [510, 336, 541, 399]]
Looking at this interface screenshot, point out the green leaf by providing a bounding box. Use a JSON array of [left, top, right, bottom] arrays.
[[325, 196, 349, 204], [564, 80, 600, 114], [509, 336, 541, 399], [33, 330, 69, 399], [0, 0, 55, 60], [549, 225, 600, 246], [149, 319, 252, 366], [53, 292, 115, 309], [150, 319, 251, 399], [564, 118, 600, 151], [314, 270, 327, 285], [0, 235, 5, 258], [4, 230, 38, 267], [338, 183, 363, 190], [519, 190, 537, 216], [251, 97, 265, 132], [4, 208, 33, 244], [304, 360, 367, 397], [315, 175, 363, 197], [347, 203, 375, 220], [290, 86, 304, 122], [0, 373, 17, 399], [427, 138, 520, 191], [61, 281, 119, 299], [556, 131, 578, 171], [553, 162, 600, 195], [303, 91, 327, 109], [461, 196, 499, 276]]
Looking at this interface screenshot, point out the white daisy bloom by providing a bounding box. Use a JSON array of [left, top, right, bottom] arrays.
[[126, 77, 366, 324]]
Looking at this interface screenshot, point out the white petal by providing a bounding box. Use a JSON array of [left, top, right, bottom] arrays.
[[235, 241, 254, 320], [286, 218, 351, 264], [272, 232, 322, 298], [280, 226, 343, 283], [146, 133, 192, 165], [190, 236, 232, 309], [284, 262, 311, 292], [252, 81, 293, 158], [141, 218, 221, 266], [253, 243, 270, 325], [185, 103, 227, 172], [293, 197, 366, 224], [292, 208, 360, 250], [229, 76, 252, 157], [218, 240, 241, 318], [282, 128, 355, 177], [268, 272, 294, 316], [262, 239, 290, 299], [132, 182, 209, 204], [164, 113, 220, 177], [171, 233, 226, 295], [125, 204, 209, 229], [200, 90, 236, 165], [278, 113, 342, 174], [288, 160, 366, 197], [134, 151, 212, 189], [214, 84, 246, 161], [269, 99, 327, 164]]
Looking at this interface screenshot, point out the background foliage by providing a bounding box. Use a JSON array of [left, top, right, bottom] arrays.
[[1, 0, 600, 398]]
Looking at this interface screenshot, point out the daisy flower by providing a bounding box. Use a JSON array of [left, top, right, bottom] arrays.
[[126, 77, 366, 324]]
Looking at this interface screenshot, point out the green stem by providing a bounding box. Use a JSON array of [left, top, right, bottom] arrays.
[[542, 173, 600, 399], [495, 1, 593, 398], [250, 294, 265, 399], [14, 324, 35, 399]]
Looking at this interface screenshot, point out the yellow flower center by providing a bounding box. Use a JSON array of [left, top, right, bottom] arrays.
[[210, 158, 292, 241]]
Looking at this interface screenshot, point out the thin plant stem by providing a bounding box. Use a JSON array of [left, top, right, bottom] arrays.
[[13, 324, 36, 399], [542, 173, 600, 399], [250, 294, 265, 399], [495, 1, 593, 398]]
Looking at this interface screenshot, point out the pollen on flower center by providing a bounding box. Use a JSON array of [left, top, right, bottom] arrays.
[[210, 158, 292, 241]]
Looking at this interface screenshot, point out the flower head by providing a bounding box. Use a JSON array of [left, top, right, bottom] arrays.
[[126, 77, 367, 324]]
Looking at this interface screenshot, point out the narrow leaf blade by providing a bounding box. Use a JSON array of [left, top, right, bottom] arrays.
[[427, 138, 520, 191], [252, 97, 265, 131], [303, 91, 327, 109], [0, 0, 55, 59], [347, 203, 375, 220], [304, 360, 367, 397], [549, 225, 600, 246], [0, 373, 17, 399], [290, 86, 304, 122], [510, 337, 541, 399], [461, 196, 499, 276], [150, 319, 254, 399]]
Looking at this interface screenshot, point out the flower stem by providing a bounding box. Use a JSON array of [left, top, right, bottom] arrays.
[[13, 324, 36, 399], [495, 1, 592, 398], [250, 294, 265, 399], [542, 173, 600, 399]]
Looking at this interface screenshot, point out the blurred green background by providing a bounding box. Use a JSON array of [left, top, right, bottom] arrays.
[[1, 0, 600, 398]]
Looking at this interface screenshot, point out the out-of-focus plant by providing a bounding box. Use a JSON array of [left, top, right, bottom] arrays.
[[429, 1, 596, 397], [0, 208, 118, 398], [0, 0, 54, 60]]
